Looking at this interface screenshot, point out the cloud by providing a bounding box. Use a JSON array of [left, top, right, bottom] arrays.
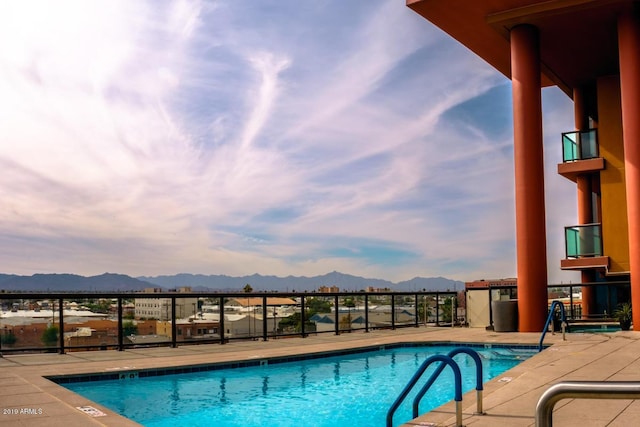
[[0, 0, 579, 284]]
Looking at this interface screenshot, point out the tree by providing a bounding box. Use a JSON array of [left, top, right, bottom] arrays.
[[1, 332, 17, 346], [339, 313, 352, 330], [342, 298, 356, 331], [243, 284, 253, 293], [306, 298, 331, 316], [123, 321, 138, 336], [41, 325, 59, 346], [441, 297, 456, 324], [85, 300, 111, 313], [279, 312, 316, 333]]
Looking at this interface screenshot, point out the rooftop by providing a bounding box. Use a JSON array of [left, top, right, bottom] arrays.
[[2, 327, 640, 426]]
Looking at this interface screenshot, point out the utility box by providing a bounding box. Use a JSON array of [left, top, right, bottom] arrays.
[[492, 300, 518, 332]]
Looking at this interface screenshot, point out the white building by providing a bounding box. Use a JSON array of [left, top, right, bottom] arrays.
[[134, 287, 198, 320]]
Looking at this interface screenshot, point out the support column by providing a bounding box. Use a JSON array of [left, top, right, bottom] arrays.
[[511, 24, 548, 332], [618, 7, 640, 330], [574, 87, 597, 318]]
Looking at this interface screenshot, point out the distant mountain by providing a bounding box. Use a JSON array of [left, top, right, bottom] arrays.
[[0, 271, 463, 293], [0, 273, 153, 292], [138, 272, 463, 293]]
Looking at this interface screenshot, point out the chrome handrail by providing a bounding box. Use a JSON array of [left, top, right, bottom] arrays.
[[386, 354, 463, 427], [539, 300, 567, 351], [535, 381, 640, 427], [412, 347, 484, 417]]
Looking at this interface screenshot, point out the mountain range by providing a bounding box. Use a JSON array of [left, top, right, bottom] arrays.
[[0, 272, 463, 293]]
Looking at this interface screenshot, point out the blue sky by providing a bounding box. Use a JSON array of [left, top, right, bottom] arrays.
[[0, 0, 580, 283]]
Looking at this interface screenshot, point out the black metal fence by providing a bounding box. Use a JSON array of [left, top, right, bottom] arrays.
[[0, 290, 458, 355], [477, 281, 632, 328]]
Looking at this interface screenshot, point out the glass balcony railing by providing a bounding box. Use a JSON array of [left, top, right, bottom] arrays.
[[565, 223, 603, 258], [562, 129, 599, 162]]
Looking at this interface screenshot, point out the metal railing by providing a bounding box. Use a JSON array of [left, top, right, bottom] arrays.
[[386, 347, 483, 427], [539, 300, 567, 351], [0, 290, 457, 355], [475, 281, 631, 326], [535, 381, 640, 427]]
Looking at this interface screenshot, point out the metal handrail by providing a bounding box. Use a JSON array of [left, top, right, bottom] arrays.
[[535, 381, 640, 427], [386, 354, 463, 427], [412, 347, 484, 417], [539, 300, 567, 351]]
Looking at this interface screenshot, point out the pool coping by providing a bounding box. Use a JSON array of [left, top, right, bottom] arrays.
[[1, 327, 637, 427], [46, 341, 542, 384]]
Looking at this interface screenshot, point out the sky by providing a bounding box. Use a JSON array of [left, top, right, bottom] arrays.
[[0, 0, 581, 284]]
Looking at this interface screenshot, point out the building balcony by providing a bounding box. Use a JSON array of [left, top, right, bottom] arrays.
[[557, 129, 605, 181], [561, 223, 609, 270]]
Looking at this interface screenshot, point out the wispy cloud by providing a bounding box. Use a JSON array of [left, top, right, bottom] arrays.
[[0, 0, 578, 283]]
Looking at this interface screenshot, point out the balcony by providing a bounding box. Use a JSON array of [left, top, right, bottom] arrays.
[[557, 129, 605, 181], [561, 223, 609, 270], [562, 129, 599, 161]]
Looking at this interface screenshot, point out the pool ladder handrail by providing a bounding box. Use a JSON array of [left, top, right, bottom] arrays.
[[538, 300, 568, 352], [386, 347, 484, 427], [535, 381, 640, 427]]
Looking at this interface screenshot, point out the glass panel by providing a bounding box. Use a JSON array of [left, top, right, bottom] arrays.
[[562, 129, 598, 162], [563, 132, 579, 161], [580, 129, 598, 159], [565, 224, 602, 257]]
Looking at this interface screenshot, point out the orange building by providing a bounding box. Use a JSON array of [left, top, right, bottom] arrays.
[[409, 1, 640, 331]]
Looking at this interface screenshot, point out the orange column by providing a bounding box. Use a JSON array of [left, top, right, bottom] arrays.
[[511, 24, 548, 332], [618, 8, 640, 330], [574, 87, 596, 317]]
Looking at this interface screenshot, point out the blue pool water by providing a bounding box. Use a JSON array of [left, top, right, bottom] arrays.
[[60, 345, 536, 427], [568, 324, 621, 333]]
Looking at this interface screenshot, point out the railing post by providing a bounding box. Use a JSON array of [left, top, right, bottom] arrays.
[[488, 286, 494, 329], [334, 295, 340, 335], [569, 285, 574, 320], [171, 297, 177, 348], [58, 297, 65, 354], [219, 296, 225, 344], [414, 293, 419, 327], [117, 297, 124, 351], [262, 296, 268, 341], [300, 295, 306, 338], [364, 293, 369, 333], [391, 294, 396, 330]]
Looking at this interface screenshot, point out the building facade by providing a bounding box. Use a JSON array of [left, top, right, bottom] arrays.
[[134, 287, 198, 320], [410, 0, 640, 330]]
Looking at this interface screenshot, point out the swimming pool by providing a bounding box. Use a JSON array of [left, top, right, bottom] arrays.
[[568, 323, 621, 333], [57, 344, 536, 427]]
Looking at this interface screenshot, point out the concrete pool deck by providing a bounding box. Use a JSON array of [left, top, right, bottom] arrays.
[[0, 327, 639, 426]]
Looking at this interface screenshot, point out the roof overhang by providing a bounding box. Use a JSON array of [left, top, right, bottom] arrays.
[[407, 0, 635, 96]]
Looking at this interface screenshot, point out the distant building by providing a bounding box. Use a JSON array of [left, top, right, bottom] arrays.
[[318, 286, 339, 293], [465, 279, 517, 290], [365, 286, 391, 293], [134, 287, 198, 320]]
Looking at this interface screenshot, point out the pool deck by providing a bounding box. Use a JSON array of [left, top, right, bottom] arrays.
[[1, 327, 639, 426]]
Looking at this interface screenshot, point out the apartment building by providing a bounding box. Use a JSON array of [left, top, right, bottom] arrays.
[[409, 0, 640, 330], [134, 287, 198, 320]]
